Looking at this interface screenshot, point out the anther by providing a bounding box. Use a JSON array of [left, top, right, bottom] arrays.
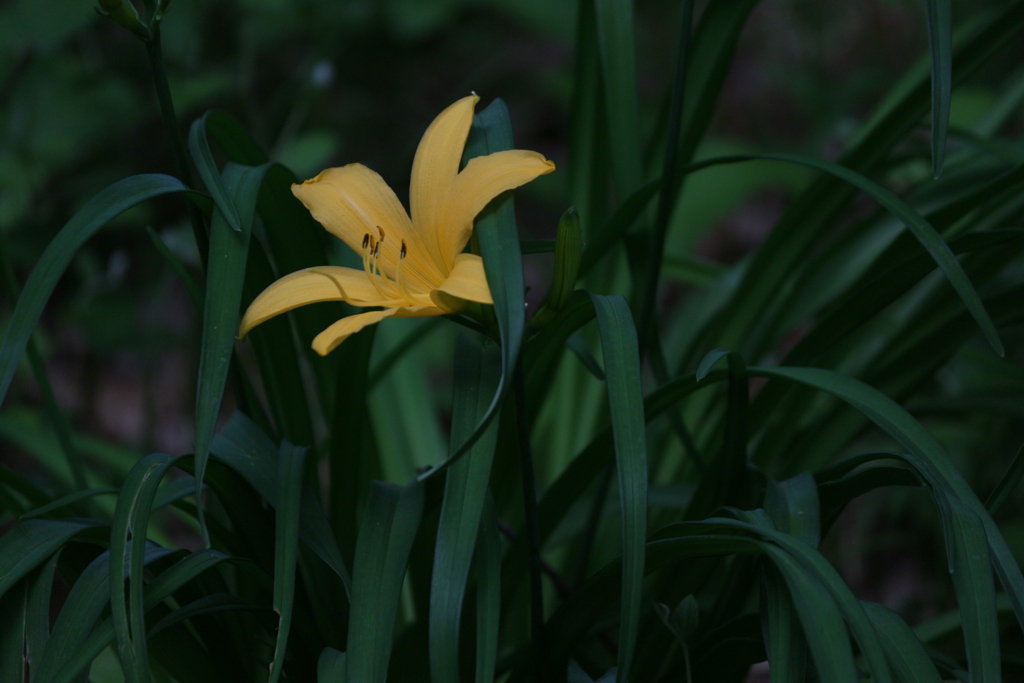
[[400, 240, 407, 259], [362, 234, 370, 250], [377, 226, 385, 242]]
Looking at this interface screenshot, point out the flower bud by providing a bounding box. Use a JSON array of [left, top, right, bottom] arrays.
[[529, 207, 583, 329], [548, 206, 582, 311], [96, 0, 151, 40]]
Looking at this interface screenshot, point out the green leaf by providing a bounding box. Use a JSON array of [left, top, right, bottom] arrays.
[[25, 550, 59, 671], [760, 565, 807, 683], [145, 593, 263, 642], [430, 335, 502, 683], [685, 351, 749, 520], [593, 0, 643, 196], [749, 366, 1024, 639], [33, 547, 177, 683], [0, 174, 191, 407], [211, 413, 351, 593], [0, 462, 49, 514], [816, 458, 922, 533], [145, 226, 203, 310], [0, 519, 97, 603], [566, 0, 610, 234], [269, 442, 307, 683], [203, 109, 340, 403], [193, 161, 272, 546], [763, 547, 856, 683], [588, 293, 648, 682], [346, 481, 424, 683], [189, 112, 242, 232], [764, 472, 820, 548], [924, 0, 953, 177], [715, 513, 894, 683], [242, 242, 316, 448], [329, 326, 378, 567], [695, 347, 728, 380], [939, 497, 1000, 681], [862, 602, 942, 683], [675, 0, 760, 166], [579, 180, 659, 276], [638, 0, 695, 350], [319, 647, 347, 683], [50, 549, 235, 683], [474, 495, 501, 683], [685, 153, 1004, 355], [985, 441, 1024, 517], [368, 319, 442, 389], [19, 488, 118, 520], [0, 580, 26, 683], [566, 332, 606, 381], [109, 453, 179, 683]]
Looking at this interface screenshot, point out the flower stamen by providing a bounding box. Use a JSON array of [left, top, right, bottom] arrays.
[[395, 239, 415, 300], [361, 234, 392, 300]]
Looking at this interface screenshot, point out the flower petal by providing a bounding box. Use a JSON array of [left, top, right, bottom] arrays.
[[239, 266, 402, 338], [311, 309, 399, 356], [410, 94, 479, 269], [440, 150, 555, 269], [310, 305, 446, 355], [292, 164, 443, 290], [432, 253, 493, 306]]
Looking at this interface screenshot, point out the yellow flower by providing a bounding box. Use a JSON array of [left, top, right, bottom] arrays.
[[238, 95, 555, 355]]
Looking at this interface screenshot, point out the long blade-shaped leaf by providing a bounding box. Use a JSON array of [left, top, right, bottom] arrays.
[[475, 495, 501, 683], [940, 496, 1000, 681], [346, 481, 424, 683], [760, 566, 808, 683], [924, 0, 953, 177], [211, 413, 351, 593], [862, 602, 942, 683], [588, 293, 648, 682], [0, 520, 96, 602], [193, 162, 271, 545], [0, 581, 26, 683], [985, 441, 1024, 517], [269, 442, 307, 683], [0, 175, 190, 407], [189, 112, 242, 232], [319, 648, 347, 682], [763, 547, 856, 683], [429, 336, 502, 682], [25, 550, 59, 671], [34, 547, 177, 683], [593, 0, 643, 196], [683, 153, 1003, 354], [750, 366, 1024, 636], [109, 453, 179, 683], [52, 550, 234, 683]]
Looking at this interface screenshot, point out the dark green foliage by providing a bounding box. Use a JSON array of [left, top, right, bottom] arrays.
[[2, 0, 1024, 681]]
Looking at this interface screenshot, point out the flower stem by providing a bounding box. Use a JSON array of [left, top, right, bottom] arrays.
[[144, 25, 209, 266], [513, 356, 545, 673]]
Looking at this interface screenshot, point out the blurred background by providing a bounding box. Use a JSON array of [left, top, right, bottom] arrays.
[[2, 0, 1023, 639]]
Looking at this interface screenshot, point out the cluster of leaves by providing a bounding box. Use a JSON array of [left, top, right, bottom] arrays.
[[2, 0, 1024, 681]]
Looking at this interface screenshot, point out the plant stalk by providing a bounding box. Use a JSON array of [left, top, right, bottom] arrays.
[[144, 25, 210, 266]]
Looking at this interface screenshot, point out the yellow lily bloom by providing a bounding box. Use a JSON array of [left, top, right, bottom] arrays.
[[238, 95, 555, 355]]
